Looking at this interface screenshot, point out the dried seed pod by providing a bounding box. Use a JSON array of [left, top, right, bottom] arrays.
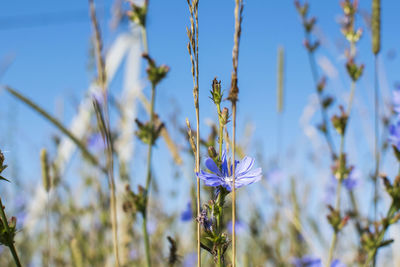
[[372, 0, 381, 55], [40, 149, 51, 192]]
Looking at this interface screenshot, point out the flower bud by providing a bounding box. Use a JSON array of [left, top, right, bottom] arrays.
[[220, 107, 230, 125], [208, 146, 217, 159], [210, 78, 222, 105], [331, 106, 348, 136]]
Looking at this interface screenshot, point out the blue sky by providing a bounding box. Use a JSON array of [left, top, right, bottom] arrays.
[[1, 0, 400, 218]]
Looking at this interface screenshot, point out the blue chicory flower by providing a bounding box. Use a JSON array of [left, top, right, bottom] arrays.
[[389, 121, 400, 151], [197, 150, 262, 191], [180, 201, 193, 222]]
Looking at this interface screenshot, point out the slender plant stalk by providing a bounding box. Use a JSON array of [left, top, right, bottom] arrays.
[[229, 1, 243, 266], [217, 104, 223, 160], [142, 84, 156, 267], [303, 26, 336, 159], [231, 104, 237, 266], [372, 0, 381, 219], [216, 190, 225, 267], [88, 1, 120, 266], [186, 1, 201, 265], [365, 203, 397, 266], [4, 86, 101, 169], [373, 57, 380, 220], [327, 37, 358, 263], [0, 198, 22, 267]]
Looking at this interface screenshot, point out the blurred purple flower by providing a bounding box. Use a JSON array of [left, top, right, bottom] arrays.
[[292, 256, 346, 267], [87, 133, 106, 151], [197, 209, 213, 232], [16, 211, 26, 228], [389, 121, 400, 151], [343, 168, 360, 190], [267, 168, 284, 185], [147, 219, 157, 235], [91, 86, 105, 105], [331, 259, 346, 267], [292, 256, 321, 267], [129, 248, 138, 260], [183, 252, 197, 267], [393, 88, 400, 113], [325, 168, 359, 203], [227, 220, 247, 235], [197, 150, 262, 191], [181, 201, 193, 222]]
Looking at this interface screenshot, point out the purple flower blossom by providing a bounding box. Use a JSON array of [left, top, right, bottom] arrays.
[[197, 209, 213, 232], [181, 201, 193, 222], [197, 151, 262, 191], [389, 121, 400, 151]]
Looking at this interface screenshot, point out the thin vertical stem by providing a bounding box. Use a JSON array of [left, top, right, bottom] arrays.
[[229, 1, 242, 265], [143, 84, 156, 267], [195, 104, 201, 267], [231, 104, 237, 267], [0, 198, 22, 267], [373, 56, 380, 220], [303, 29, 336, 159], [88, 1, 120, 265]]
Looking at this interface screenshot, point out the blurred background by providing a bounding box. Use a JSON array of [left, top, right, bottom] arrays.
[[0, 0, 400, 266]]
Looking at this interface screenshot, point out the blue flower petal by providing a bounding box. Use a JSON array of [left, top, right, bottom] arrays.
[[235, 156, 254, 175], [204, 158, 220, 174]]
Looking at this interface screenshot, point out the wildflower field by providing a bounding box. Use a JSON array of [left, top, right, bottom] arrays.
[[1, 0, 400, 266]]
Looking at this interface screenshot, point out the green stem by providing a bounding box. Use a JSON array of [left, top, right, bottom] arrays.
[[142, 84, 156, 267], [0, 198, 22, 267], [217, 248, 223, 267], [142, 214, 151, 267], [304, 31, 336, 159], [215, 189, 226, 267], [327, 231, 337, 267], [373, 56, 380, 221], [365, 203, 397, 266], [327, 134, 345, 266], [216, 103, 223, 161]]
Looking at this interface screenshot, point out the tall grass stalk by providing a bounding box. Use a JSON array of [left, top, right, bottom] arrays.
[[186, 0, 201, 265], [40, 149, 51, 266], [372, 0, 381, 222], [327, 29, 360, 266], [89, 0, 120, 266], [229, 0, 243, 265], [4, 87, 102, 170]]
